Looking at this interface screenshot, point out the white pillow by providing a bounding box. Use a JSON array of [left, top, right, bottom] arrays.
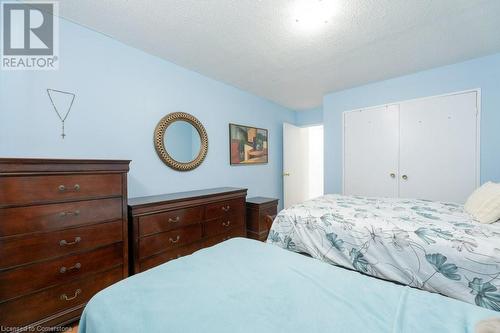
[[465, 182, 500, 224], [465, 182, 494, 212]]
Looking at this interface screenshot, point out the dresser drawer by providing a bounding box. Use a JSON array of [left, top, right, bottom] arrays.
[[139, 206, 203, 236], [140, 242, 204, 271], [0, 174, 122, 207], [205, 198, 244, 220], [0, 266, 122, 328], [205, 214, 245, 238], [0, 220, 123, 270], [139, 224, 202, 259], [204, 226, 246, 248], [0, 243, 123, 302], [0, 198, 123, 237]]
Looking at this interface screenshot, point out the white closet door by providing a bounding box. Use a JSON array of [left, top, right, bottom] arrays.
[[344, 105, 399, 197], [399, 92, 478, 203]]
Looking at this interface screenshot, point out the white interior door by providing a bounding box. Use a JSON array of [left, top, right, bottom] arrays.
[[344, 105, 399, 197], [283, 123, 309, 208], [307, 125, 324, 199], [399, 91, 478, 203]]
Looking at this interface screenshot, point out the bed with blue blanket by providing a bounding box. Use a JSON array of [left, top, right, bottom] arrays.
[[78, 238, 495, 333], [267, 194, 500, 311]]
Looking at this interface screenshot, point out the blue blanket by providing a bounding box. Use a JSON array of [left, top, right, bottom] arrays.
[[79, 238, 496, 333]]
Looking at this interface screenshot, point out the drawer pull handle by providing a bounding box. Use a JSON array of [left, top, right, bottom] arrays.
[[59, 210, 80, 217], [169, 235, 180, 244], [60, 263, 81, 274], [58, 184, 81, 192], [60, 289, 81, 301], [168, 216, 180, 223], [222, 221, 231, 227], [60, 237, 81, 246], [221, 205, 231, 212]]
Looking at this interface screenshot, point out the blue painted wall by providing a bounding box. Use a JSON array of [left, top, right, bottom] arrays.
[[0, 16, 295, 206], [295, 107, 323, 127], [323, 53, 500, 194]]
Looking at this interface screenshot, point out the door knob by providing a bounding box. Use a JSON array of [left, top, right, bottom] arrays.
[[402, 175, 408, 180], [283, 172, 290, 176], [390, 173, 396, 178]]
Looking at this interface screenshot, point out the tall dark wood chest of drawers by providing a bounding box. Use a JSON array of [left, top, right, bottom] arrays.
[[128, 187, 247, 274], [0, 158, 130, 331]]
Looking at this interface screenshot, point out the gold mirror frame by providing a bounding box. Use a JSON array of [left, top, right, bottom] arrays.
[[154, 112, 208, 171]]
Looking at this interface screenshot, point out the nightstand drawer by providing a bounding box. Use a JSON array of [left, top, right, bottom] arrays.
[[0, 198, 123, 237], [139, 206, 203, 236], [246, 197, 279, 242], [0, 220, 123, 270], [260, 206, 277, 230], [139, 224, 203, 259]]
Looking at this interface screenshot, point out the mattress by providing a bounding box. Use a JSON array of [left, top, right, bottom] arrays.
[[267, 194, 500, 311], [78, 238, 495, 333]]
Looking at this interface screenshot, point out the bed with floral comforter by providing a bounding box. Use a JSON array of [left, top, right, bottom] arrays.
[[267, 194, 500, 311]]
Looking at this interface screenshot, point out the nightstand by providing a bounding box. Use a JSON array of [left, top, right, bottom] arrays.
[[246, 197, 279, 242]]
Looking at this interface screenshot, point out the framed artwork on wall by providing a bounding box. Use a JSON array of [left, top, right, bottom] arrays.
[[229, 123, 268, 165]]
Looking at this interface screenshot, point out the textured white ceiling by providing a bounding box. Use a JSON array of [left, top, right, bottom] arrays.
[[56, 0, 500, 110]]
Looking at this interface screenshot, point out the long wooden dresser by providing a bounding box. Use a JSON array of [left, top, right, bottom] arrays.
[[128, 187, 247, 274], [0, 158, 130, 331]]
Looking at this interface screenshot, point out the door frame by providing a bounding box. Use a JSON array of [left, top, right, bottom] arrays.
[[341, 88, 481, 195]]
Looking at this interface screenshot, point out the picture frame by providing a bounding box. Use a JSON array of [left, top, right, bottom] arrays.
[[229, 123, 269, 165]]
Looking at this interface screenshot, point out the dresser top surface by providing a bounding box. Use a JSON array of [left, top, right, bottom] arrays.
[[128, 187, 247, 208], [0, 158, 131, 174], [0, 157, 131, 164], [246, 197, 279, 205]]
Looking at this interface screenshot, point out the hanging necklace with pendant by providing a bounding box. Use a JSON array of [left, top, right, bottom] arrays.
[[47, 89, 76, 139]]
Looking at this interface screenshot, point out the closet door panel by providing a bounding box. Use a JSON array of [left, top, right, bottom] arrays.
[[399, 92, 478, 203], [344, 105, 399, 197]]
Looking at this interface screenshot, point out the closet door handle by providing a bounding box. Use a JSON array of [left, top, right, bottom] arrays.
[[389, 173, 396, 178], [402, 175, 408, 180]]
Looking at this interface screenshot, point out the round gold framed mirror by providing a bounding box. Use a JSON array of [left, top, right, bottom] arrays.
[[154, 112, 208, 171]]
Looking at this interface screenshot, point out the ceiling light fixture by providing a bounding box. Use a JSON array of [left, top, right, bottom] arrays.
[[292, 0, 337, 34]]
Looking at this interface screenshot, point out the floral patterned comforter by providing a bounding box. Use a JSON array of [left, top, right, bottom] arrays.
[[267, 194, 500, 310]]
